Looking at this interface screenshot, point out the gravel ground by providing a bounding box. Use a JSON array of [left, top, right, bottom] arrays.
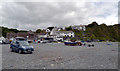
[[2, 42, 118, 69]]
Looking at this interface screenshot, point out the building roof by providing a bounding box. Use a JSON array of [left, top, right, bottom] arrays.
[[53, 31, 74, 34], [59, 31, 74, 33], [35, 32, 47, 35], [47, 27, 54, 31]]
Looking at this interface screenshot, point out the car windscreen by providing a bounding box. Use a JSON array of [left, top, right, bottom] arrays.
[[18, 41, 29, 46]]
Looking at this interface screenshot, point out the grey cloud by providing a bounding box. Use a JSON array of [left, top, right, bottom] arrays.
[[1, 2, 118, 31]]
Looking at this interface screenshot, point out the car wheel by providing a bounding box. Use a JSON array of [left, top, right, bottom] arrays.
[[92, 44, 94, 47], [88, 44, 91, 47], [84, 43, 86, 45], [30, 51, 33, 54], [79, 44, 82, 46], [18, 49, 23, 54], [10, 48, 13, 52]]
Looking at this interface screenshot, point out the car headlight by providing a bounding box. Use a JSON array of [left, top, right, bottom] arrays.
[[22, 46, 26, 49]]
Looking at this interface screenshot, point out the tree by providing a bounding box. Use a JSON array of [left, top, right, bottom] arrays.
[[65, 26, 72, 31], [90, 34, 96, 40], [36, 29, 45, 33], [100, 23, 107, 27], [87, 21, 98, 27]]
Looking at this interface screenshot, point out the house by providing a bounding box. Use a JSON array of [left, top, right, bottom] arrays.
[[36, 32, 49, 41], [7, 32, 17, 39], [59, 31, 75, 37], [7, 30, 36, 41], [51, 31, 74, 37], [46, 27, 54, 33], [46, 27, 62, 32], [50, 29, 75, 41], [36, 33, 47, 38], [71, 25, 86, 31]]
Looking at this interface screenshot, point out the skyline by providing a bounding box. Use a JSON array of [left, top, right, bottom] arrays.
[[0, 1, 118, 31]]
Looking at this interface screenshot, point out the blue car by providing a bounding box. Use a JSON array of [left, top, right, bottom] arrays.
[[10, 40, 34, 54]]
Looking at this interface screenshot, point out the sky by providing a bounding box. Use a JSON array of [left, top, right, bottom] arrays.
[[0, 0, 119, 31]]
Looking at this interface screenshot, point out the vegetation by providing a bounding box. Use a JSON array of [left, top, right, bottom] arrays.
[[36, 29, 45, 33], [85, 22, 120, 42], [64, 22, 120, 42], [65, 26, 72, 31], [1, 21, 120, 42], [1, 26, 27, 37]]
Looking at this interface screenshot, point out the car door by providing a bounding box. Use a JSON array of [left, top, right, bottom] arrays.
[[10, 41, 16, 51], [15, 41, 20, 52], [12, 41, 18, 51], [14, 41, 20, 52]]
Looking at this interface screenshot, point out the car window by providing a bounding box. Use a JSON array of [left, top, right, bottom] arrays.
[[12, 41, 18, 45], [18, 41, 29, 46]]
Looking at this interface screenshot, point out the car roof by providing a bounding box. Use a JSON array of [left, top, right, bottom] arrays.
[[17, 40, 27, 42], [16, 37, 25, 38]]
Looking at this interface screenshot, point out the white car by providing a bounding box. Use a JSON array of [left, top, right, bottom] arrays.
[[0, 40, 3, 44], [82, 42, 94, 47]]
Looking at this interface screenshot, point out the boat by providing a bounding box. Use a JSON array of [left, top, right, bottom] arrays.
[[64, 41, 77, 46]]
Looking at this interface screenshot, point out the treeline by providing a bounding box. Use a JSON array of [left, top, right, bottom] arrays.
[[0, 26, 27, 37], [64, 22, 120, 42], [1, 22, 120, 42], [86, 22, 120, 42]]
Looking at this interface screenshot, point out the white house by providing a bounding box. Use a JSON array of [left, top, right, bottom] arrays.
[[45, 29, 51, 33], [36, 33, 48, 39], [59, 31, 75, 37], [71, 25, 86, 31], [50, 30, 75, 41]]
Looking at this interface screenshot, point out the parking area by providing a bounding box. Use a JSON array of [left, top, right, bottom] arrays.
[[2, 42, 118, 69]]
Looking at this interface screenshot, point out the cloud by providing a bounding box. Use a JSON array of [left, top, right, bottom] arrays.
[[0, 2, 118, 31]]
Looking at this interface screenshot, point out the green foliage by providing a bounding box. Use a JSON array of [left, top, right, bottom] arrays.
[[86, 23, 120, 42], [87, 21, 98, 27], [36, 29, 45, 33], [65, 26, 72, 31], [64, 22, 119, 42], [1, 22, 120, 42], [90, 34, 96, 40], [1, 26, 27, 37]]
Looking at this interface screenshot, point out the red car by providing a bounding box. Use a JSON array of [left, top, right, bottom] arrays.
[[76, 41, 82, 46]]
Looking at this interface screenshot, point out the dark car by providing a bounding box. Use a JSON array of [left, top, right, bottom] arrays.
[[10, 40, 34, 54], [86, 39, 92, 42]]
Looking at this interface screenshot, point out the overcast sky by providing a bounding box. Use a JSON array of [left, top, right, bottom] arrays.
[[0, 1, 118, 31]]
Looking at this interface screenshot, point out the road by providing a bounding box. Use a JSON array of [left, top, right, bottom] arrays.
[[2, 42, 118, 69]]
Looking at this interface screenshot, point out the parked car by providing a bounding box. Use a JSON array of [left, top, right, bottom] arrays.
[[0, 39, 10, 44], [87, 42, 94, 47], [37, 40, 40, 43], [42, 40, 48, 43], [76, 41, 82, 46], [86, 39, 92, 42], [10, 40, 34, 54], [0, 40, 3, 44], [81, 41, 94, 47]]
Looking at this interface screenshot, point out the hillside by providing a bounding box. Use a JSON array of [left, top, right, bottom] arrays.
[[0, 26, 27, 37], [0, 22, 120, 42], [85, 22, 120, 41]]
